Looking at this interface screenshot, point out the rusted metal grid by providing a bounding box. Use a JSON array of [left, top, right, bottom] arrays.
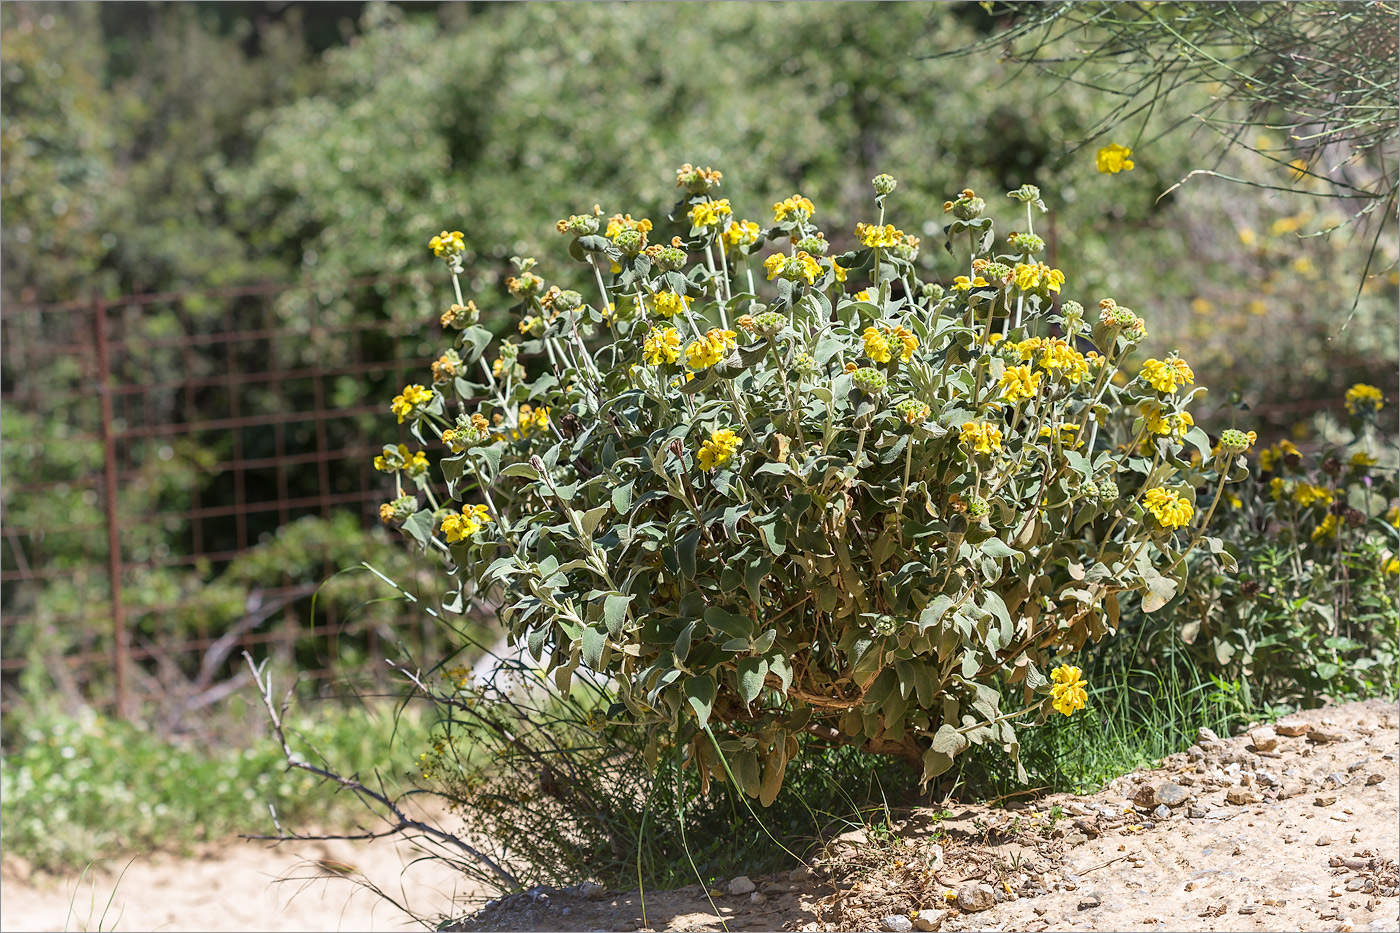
[[0, 278, 453, 723]]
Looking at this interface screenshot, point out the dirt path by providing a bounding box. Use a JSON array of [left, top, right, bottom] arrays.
[[457, 698, 1400, 933], [0, 830, 484, 932]]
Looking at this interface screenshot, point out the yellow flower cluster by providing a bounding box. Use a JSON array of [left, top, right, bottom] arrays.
[[643, 326, 682, 365], [722, 220, 761, 248], [697, 428, 742, 471], [1144, 487, 1193, 529], [1311, 513, 1338, 542], [1387, 505, 1399, 529], [862, 326, 892, 364], [960, 420, 1003, 455], [1017, 337, 1090, 384], [1012, 262, 1065, 293], [606, 213, 653, 238], [1096, 143, 1135, 174], [441, 504, 492, 543], [651, 290, 690, 318], [762, 251, 821, 285], [1258, 439, 1300, 472], [685, 328, 738, 369], [1147, 410, 1194, 439], [861, 324, 918, 364], [441, 413, 492, 453], [1345, 383, 1384, 415], [429, 230, 464, 256], [999, 364, 1042, 402], [855, 222, 904, 249], [391, 384, 434, 424], [772, 194, 815, 222], [953, 275, 988, 293], [1040, 422, 1083, 448], [1293, 482, 1333, 508], [688, 198, 733, 228], [510, 404, 551, 440], [1139, 357, 1195, 394], [1050, 664, 1088, 716]]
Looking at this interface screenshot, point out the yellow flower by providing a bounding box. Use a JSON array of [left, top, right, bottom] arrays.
[[1345, 383, 1384, 416], [684, 329, 738, 370], [379, 503, 397, 523], [688, 198, 732, 229], [1350, 452, 1378, 469], [830, 260, 848, 283], [374, 444, 409, 473], [855, 222, 903, 249], [442, 504, 493, 543], [1000, 364, 1042, 403], [605, 213, 653, 238], [1144, 487, 1193, 530], [1050, 664, 1088, 717], [1139, 357, 1195, 394], [862, 326, 892, 364], [697, 428, 742, 471], [391, 385, 434, 424], [960, 421, 1003, 456], [1147, 410, 1194, 439], [854, 290, 873, 302], [772, 194, 815, 223], [885, 324, 918, 362], [406, 450, 429, 478], [643, 326, 682, 365], [763, 253, 786, 281], [1292, 483, 1333, 508], [429, 230, 464, 256], [1039, 422, 1083, 448], [1039, 341, 1089, 383], [723, 219, 760, 248], [1095, 143, 1135, 174], [1384, 556, 1398, 576], [1258, 439, 1300, 473], [1311, 513, 1338, 542], [651, 290, 690, 318], [953, 275, 988, 293], [1012, 262, 1065, 294], [794, 251, 821, 284], [1386, 505, 1398, 528]]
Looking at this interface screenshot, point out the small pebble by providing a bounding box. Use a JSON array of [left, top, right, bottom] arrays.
[[727, 876, 756, 896], [883, 915, 914, 932]]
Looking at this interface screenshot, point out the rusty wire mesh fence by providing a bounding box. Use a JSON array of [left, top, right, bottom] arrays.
[[1, 277, 467, 728]]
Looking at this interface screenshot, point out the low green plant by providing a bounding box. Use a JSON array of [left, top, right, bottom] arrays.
[[380, 165, 1256, 804], [0, 701, 418, 874]]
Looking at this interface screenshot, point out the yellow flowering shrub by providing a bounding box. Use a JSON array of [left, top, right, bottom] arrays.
[[386, 169, 1251, 798]]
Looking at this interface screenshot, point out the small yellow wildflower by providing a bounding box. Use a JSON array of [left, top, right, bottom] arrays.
[[862, 326, 892, 364], [429, 230, 464, 256], [684, 329, 738, 370], [830, 260, 848, 283], [1350, 452, 1378, 469], [1386, 505, 1398, 528], [441, 504, 492, 544], [1384, 556, 1398, 576], [1096, 143, 1135, 174], [688, 198, 732, 229], [1293, 483, 1333, 508], [1039, 422, 1083, 448], [855, 222, 903, 249], [953, 275, 989, 293], [1345, 383, 1384, 415], [722, 219, 761, 248], [1144, 487, 1193, 530], [1311, 513, 1338, 542], [1259, 439, 1300, 473], [763, 253, 786, 280], [1147, 410, 1194, 439], [1050, 664, 1088, 716], [643, 326, 682, 365], [885, 324, 918, 362], [1012, 261, 1065, 294], [854, 289, 873, 302], [772, 194, 815, 223], [605, 213, 653, 238], [1139, 357, 1195, 394], [697, 428, 743, 471], [1000, 364, 1042, 402], [391, 385, 434, 424], [651, 290, 690, 318], [960, 421, 1003, 456]]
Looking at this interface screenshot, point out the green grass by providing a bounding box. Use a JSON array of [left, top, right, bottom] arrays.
[[0, 698, 426, 875]]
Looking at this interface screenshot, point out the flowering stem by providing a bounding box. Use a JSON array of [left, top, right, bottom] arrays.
[[1166, 470, 1231, 575], [468, 457, 502, 523], [769, 343, 805, 449], [704, 241, 731, 330], [895, 433, 916, 523], [1099, 447, 1162, 553]]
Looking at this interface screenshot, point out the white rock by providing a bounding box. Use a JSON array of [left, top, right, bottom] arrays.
[[884, 915, 914, 932], [727, 875, 757, 896]]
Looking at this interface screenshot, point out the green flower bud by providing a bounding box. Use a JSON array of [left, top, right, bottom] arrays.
[[872, 173, 898, 196], [793, 351, 819, 377], [1007, 184, 1042, 203], [1097, 479, 1119, 503], [1011, 232, 1045, 255], [754, 311, 786, 338], [612, 228, 644, 255], [795, 234, 829, 256], [852, 367, 887, 397], [655, 246, 688, 272], [553, 289, 584, 312], [966, 496, 991, 519], [1219, 429, 1251, 454], [981, 261, 1012, 283]]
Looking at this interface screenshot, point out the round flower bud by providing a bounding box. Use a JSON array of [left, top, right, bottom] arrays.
[[506, 272, 543, 299], [981, 261, 1011, 283], [795, 234, 829, 256], [1097, 479, 1119, 503], [793, 351, 819, 377], [558, 213, 601, 236], [655, 245, 688, 271], [553, 289, 584, 313], [1219, 429, 1252, 455], [851, 367, 887, 397], [894, 398, 931, 425], [1062, 300, 1084, 331], [966, 496, 991, 519], [872, 173, 898, 196], [1344, 507, 1366, 528], [754, 311, 786, 339], [1081, 480, 1100, 500], [950, 192, 985, 221], [441, 301, 480, 330], [891, 234, 920, 262], [872, 614, 899, 637], [1008, 184, 1042, 203], [612, 228, 645, 254], [1010, 232, 1045, 255], [922, 283, 945, 301]]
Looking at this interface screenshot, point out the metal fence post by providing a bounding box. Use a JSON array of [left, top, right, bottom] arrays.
[[93, 297, 130, 720]]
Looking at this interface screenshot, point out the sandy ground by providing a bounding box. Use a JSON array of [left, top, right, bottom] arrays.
[[4, 699, 1396, 933], [0, 830, 485, 932], [456, 698, 1400, 933]]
